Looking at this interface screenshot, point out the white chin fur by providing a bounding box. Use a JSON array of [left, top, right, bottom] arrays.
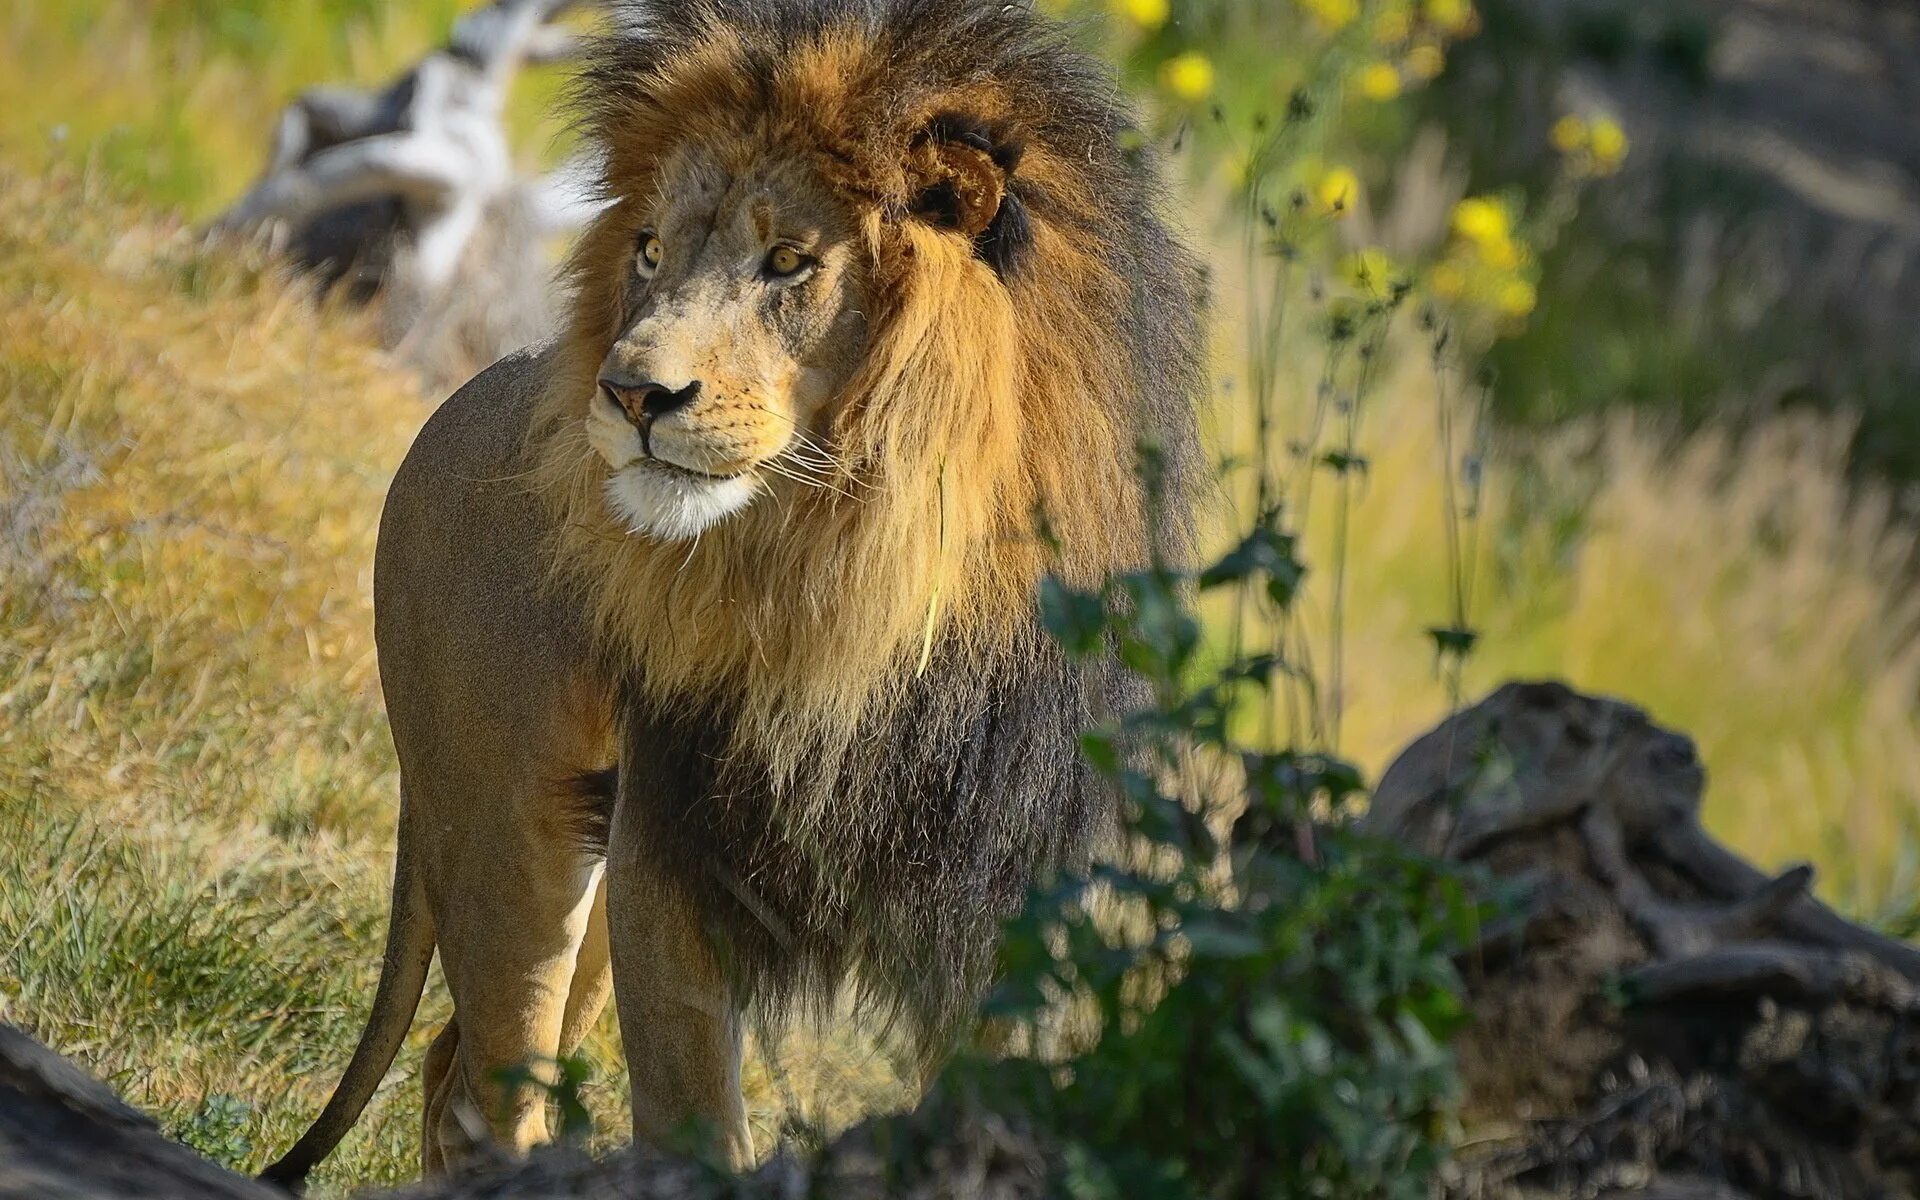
[[604, 463, 757, 541]]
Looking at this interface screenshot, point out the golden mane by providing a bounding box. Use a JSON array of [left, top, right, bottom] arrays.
[[528, 0, 1200, 776]]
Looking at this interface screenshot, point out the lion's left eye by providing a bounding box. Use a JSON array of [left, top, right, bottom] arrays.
[[764, 245, 812, 278]]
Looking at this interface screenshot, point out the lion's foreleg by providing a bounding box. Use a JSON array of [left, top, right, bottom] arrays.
[[604, 808, 753, 1168]]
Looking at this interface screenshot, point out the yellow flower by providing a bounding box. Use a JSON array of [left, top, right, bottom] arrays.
[[1113, 0, 1170, 30], [1550, 114, 1588, 154], [1300, 0, 1359, 32], [1372, 9, 1412, 43], [1452, 196, 1521, 267], [1450, 196, 1510, 248], [1429, 261, 1466, 299], [1423, 0, 1475, 35], [1498, 278, 1538, 317], [1480, 237, 1520, 269], [1314, 166, 1362, 217], [1354, 62, 1402, 101], [1342, 248, 1400, 298], [1406, 42, 1446, 80], [1159, 51, 1215, 101], [1588, 117, 1629, 173]]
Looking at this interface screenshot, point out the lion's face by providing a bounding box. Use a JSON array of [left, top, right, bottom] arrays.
[[533, 1, 1205, 755], [583, 147, 871, 541]]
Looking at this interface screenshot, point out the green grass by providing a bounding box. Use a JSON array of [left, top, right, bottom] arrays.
[[0, 802, 426, 1180]]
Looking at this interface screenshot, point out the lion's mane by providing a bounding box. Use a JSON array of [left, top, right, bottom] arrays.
[[533, 0, 1205, 1049]]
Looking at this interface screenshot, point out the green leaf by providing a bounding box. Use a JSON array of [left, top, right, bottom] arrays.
[[1078, 729, 1122, 775], [1200, 524, 1306, 609], [1426, 625, 1480, 657], [1182, 918, 1265, 959], [1039, 575, 1108, 657]]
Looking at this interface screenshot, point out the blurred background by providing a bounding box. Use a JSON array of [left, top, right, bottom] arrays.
[[3, 0, 1919, 1189]]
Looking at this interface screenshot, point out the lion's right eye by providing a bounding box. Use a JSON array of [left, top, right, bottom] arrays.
[[637, 233, 663, 276]]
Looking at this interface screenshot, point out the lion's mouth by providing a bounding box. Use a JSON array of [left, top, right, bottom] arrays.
[[638, 456, 752, 483], [604, 455, 760, 542]]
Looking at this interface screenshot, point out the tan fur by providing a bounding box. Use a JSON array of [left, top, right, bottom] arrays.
[[263, 4, 1189, 1186]]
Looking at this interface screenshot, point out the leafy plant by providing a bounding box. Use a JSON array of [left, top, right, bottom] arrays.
[[495, 1055, 595, 1144], [952, 508, 1485, 1197], [175, 1092, 256, 1167]]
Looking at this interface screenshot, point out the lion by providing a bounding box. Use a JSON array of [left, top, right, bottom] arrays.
[[260, 0, 1204, 1186]]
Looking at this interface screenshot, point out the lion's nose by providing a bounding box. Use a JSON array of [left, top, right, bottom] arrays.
[[598, 376, 702, 428]]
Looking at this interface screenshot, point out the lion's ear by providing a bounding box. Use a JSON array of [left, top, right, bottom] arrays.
[[907, 114, 1032, 276]]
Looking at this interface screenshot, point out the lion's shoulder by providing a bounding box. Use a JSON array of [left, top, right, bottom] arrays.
[[401, 341, 558, 487], [378, 341, 565, 614]]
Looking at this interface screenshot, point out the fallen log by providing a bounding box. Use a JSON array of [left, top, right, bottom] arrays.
[[0, 1023, 276, 1200], [210, 0, 606, 379], [0, 1017, 1051, 1200]]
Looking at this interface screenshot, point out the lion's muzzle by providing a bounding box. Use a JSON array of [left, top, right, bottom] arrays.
[[599, 373, 702, 459]]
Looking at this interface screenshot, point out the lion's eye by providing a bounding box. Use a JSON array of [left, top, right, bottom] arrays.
[[637, 233, 663, 275], [764, 245, 811, 278]]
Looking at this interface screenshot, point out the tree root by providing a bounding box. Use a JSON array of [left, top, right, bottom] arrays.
[[1369, 680, 1920, 1199]]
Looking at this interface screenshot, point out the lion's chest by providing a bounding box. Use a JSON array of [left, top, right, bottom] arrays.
[[615, 626, 1127, 1041]]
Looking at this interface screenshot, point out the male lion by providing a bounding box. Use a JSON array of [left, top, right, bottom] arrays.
[[263, 0, 1203, 1184]]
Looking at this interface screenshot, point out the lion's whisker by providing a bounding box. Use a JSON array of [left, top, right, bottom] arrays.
[[760, 458, 844, 498], [755, 458, 824, 489], [744, 406, 845, 459], [764, 456, 864, 503], [775, 450, 866, 497], [775, 443, 871, 491], [783, 455, 858, 484]]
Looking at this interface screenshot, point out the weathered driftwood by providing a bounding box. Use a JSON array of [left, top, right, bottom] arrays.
[[211, 0, 604, 378], [5, 681, 1917, 1198], [1367, 681, 1920, 1200], [0, 1023, 277, 1200]]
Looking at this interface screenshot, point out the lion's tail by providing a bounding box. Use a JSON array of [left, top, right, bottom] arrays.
[[261, 833, 436, 1192]]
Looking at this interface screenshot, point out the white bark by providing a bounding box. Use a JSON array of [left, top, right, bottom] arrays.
[[213, 0, 606, 296]]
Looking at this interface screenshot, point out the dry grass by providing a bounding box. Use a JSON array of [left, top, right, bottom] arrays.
[[1260, 354, 1920, 919], [0, 164, 426, 1187]]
